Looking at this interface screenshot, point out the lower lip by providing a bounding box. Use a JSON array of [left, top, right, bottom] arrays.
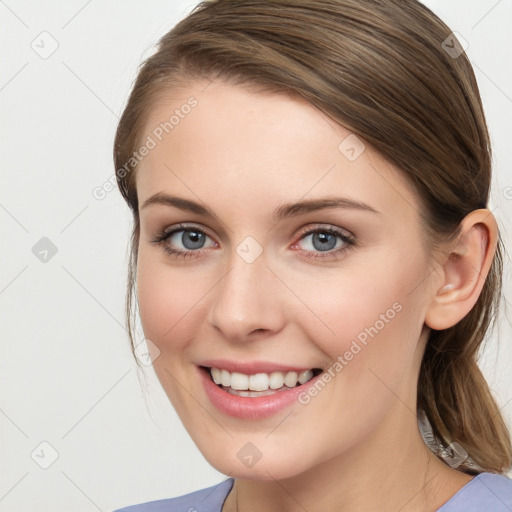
[[198, 366, 323, 419]]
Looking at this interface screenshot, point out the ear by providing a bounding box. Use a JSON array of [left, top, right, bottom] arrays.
[[425, 209, 498, 331]]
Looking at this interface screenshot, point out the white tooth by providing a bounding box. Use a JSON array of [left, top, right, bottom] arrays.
[[284, 371, 298, 388], [220, 369, 231, 387], [230, 372, 249, 390], [298, 369, 314, 385], [269, 371, 285, 389], [215, 367, 315, 392], [211, 367, 222, 384], [249, 373, 270, 391]]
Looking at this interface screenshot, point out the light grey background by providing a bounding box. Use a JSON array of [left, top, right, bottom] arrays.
[[1, 1, 511, 511]]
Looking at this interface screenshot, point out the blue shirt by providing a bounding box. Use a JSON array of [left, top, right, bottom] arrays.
[[112, 472, 512, 511]]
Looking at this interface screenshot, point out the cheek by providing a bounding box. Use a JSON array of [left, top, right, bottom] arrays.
[[295, 248, 428, 382], [281, 253, 428, 454], [136, 253, 208, 353]]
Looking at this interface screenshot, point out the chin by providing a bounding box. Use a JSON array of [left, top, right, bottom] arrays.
[[197, 442, 318, 482]]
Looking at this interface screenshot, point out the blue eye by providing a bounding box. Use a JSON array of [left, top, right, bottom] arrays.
[[172, 229, 207, 250], [301, 231, 340, 251], [151, 224, 215, 259], [294, 226, 355, 259], [151, 224, 355, 261]]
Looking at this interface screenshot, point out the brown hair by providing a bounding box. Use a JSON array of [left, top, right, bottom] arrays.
[[113, 0, 511, 474]]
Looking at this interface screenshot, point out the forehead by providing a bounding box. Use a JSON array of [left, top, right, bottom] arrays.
[[135, 80, 419, 222]]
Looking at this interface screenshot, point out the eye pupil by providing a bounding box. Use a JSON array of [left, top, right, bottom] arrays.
[[313, 232, 336, 251], [182, 230, 205, 250]]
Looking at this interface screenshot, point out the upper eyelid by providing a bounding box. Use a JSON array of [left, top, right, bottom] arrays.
[[161, 223, 215, 239], [296, 224, 352, 237]]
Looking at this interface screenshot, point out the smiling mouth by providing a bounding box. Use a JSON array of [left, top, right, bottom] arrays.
[[200, 366, 323, 397]]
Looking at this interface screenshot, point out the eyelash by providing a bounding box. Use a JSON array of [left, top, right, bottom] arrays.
[[150, 223, 356, 261]]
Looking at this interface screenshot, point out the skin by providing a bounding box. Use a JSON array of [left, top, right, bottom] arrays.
[[134, 79, 497, 512]]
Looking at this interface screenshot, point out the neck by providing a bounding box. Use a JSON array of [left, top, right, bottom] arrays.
[[224, 407, 473, 512]]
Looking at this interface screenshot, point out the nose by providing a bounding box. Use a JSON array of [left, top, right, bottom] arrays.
[[207, 249, 287, 343]]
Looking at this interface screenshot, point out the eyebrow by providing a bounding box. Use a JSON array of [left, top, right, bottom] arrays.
[[140, 192, 380, 221], [272, 196, 380, 221]]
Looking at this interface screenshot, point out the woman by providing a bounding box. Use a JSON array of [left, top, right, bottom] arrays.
[[112, 0, 512, 510]]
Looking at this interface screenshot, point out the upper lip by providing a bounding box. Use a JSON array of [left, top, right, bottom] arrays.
[[198, 359, 321, 375]]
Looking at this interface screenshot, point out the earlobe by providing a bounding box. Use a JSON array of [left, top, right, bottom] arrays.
[[425, 209, 498, 331]]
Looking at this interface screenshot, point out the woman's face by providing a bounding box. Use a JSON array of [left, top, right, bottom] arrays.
[[135, 79, 439, 480]]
